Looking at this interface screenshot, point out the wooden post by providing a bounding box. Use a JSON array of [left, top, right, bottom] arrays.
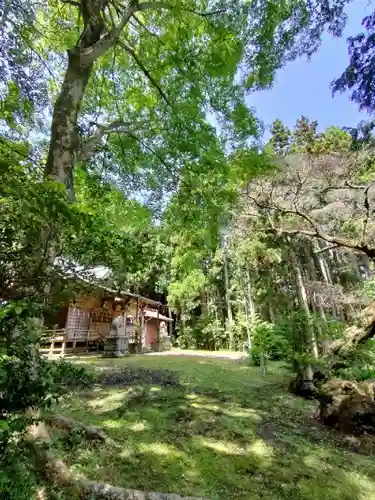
[[144, 316, 148, 349], [157, 305, 160, 352], [49, 338, 55, 357], [268, 304, 275, 324], [168, 307, 173, 338], [139, 308, 144, 353], [49, 327, 55, 356], [135, 297, 140, 354], [86, 330, 90, 353], [124, 309, 128, 355], [61, 330, 66, 358]]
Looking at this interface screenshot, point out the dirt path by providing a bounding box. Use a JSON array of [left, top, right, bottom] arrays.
[[144, 348, 247, 361]]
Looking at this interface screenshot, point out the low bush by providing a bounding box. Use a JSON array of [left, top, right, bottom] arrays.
[[248, 317, 287, 366], [334, 339, 375, 381], [0, 300, 94, 499]]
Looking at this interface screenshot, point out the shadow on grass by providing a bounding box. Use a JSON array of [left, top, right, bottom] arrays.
[[53, 360, 375, 500]]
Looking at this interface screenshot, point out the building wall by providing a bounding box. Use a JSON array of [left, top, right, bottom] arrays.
[[125, 299, 138, 318], [72, 293, 146, 319], [145, 319, 158, 346], [66, 307, 91, 335], [74, 294, 102, 309]]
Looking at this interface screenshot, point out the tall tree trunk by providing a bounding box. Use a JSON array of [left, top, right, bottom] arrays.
[[41, 5, 106, 321], [350, 252, 362, 280], [319, 302, 331, 355], [246, 265, 256, 319], [316, 241, 332, 285], [45, 0, 107, 194], [45, 52, 94, 197], [180, 305, 186, 347], [315, 241, 338, 320], [243, 300, 251, 350], [332, 249, 346, 321], [308, 246, 330, 353], [44, 1, 121, 193], [291, 250, 318, 393], [245, 265, 256, 349], [293, 252, 318, 359], [43, 1, 143, 194], [221, 235, 233, 349], [268, 304, 276, 324]]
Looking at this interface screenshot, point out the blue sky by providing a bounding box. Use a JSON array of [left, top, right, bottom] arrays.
[[246, 0, 372, 136]]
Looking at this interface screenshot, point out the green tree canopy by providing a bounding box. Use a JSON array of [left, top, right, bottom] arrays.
[[332, 11, 375, 114], [1, 0, 354, 206]]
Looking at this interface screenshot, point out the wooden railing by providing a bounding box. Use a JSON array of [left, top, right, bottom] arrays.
[[42, 328, 106, 357]]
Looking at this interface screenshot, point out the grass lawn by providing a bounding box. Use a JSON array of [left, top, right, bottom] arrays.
[[51, 355, 375, 499]]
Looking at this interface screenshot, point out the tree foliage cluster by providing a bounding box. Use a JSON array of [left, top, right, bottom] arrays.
[[168, 116, 375, 386]]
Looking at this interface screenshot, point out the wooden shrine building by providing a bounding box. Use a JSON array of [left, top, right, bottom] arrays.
[[42, 283, 172, 357]]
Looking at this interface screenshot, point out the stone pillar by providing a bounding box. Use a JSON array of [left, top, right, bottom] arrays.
[[114, 313, 129, 356]]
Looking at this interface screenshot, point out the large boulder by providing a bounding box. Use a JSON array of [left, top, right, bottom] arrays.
[[319, 379, 375, 433]]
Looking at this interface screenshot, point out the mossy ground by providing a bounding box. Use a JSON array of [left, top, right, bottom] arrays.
[[51, 354, 375, 499]]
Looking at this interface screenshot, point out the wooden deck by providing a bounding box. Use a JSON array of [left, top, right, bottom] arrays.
[[41, 329, 172, 358], [40, 329, 106, 357]]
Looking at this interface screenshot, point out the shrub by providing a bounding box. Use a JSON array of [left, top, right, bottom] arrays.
[[270, 312, 345, 373], [176, 325, 197, 349], [201, 318, 226, 350], [248, 317, 287, 366], [0, 441, 38, 500], [49, 359, 95, 392], [0, 300, 93, 499], [335, 339, 375, 381]]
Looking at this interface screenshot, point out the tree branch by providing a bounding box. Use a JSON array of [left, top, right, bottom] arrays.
[[118, 41, 171, 105], [319, 181, 366, 200], [279, 206, 319, 233], [274, 206, 375, 259], [127, 132, 169, 169], [80, 2, 170, 63], [78, 120, 146, 162], [194, 9, 226, 17], [314, 244, 341, 255], [345, 180, 365, 190], [125, 132, 182, 188], [280, 227, 348, 246], [278, 226, 375, 258], [60, 0, 81, 7], [131, 13, 165, 43], [78, 1, 224, 64]]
